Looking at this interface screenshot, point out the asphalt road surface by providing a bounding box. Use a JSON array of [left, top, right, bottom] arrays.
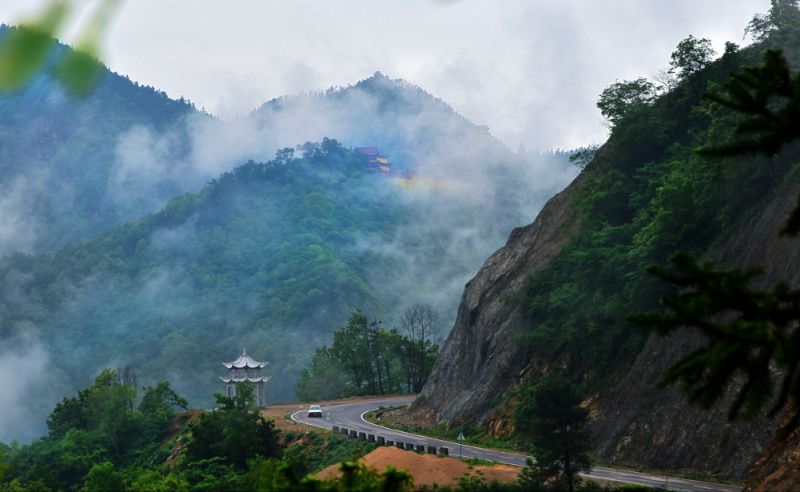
[[290, 396, 742, 492]]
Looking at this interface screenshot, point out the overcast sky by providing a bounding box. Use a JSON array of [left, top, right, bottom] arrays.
[[2, 0, 768, 150]]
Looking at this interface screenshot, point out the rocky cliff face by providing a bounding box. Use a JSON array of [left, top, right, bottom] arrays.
[[415, 167, 800, 479], [590, 327, 776, 478], [412, 174, 582, 423], [744, 405, 800, 491], [591, 171, 800, 478]]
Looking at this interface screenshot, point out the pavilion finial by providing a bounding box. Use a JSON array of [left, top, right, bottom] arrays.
[[242, 348, 247, 356]]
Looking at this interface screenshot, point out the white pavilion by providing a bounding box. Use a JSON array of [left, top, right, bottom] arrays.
[[220, 349, 270, 407]]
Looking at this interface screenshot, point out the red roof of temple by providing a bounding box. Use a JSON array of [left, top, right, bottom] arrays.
[[354, 146, 381, 157]]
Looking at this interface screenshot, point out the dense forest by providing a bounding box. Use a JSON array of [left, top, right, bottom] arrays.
[[0, 141, 397, 437], [0, 369, 593, 491], [413, 1, 800, 483]]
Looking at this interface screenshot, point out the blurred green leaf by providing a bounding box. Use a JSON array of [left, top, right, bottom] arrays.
[[0, 0, 122, 96], [54, 0, 121, 96], [0, 1, 69, 91], [53, 48, 104, 96]]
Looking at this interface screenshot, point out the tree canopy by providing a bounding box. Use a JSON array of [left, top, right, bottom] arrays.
[[596, 78, 656, 125], [296, 307, 440, 400], [669, 35, 716, 79], [515, 376, 592, 492]]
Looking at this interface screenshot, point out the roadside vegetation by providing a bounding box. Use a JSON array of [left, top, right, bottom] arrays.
[[0, 373, 627, 491], [297, 306, 441, 401]]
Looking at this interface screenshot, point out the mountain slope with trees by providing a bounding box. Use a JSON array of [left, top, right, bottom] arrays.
[[0, 25, 202, 254], [414, 2, 800, 480], [0, 134, 571, 443], [0, 141, 398, 440]]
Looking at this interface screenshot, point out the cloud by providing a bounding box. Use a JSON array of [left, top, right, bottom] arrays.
[[0, 333, 49, 443], [0, 174, 44, 255], [0, 0, 758, 151], [108, 124, 194, 214]]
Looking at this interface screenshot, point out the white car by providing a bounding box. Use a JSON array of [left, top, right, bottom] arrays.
[[307, 404, 323, 418]]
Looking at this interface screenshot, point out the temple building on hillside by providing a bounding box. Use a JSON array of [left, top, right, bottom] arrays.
[[220, 349, 270, 407], [355, 146, 391, 172]]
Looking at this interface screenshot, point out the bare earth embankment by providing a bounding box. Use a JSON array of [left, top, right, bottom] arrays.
[[316, 446, 520, 487]]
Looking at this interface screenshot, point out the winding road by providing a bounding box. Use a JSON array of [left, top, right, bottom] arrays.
[[290, 396, 741, 492]]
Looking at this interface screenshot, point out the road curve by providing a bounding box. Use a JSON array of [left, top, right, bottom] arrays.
[[289, 396, 741, 492]]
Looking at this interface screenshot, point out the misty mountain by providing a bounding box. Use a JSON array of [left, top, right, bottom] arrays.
[[248, 71, 507, 169], [0, 26, 202, 255], [0, 27, 571, 263], [0, 143, 388, 434], [0, 137, 573, 443], [0, 33, 576, 442]]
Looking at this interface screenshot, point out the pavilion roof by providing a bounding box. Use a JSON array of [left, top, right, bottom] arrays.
[[222, 349, 268, 369], [220, 376, 271, 383]]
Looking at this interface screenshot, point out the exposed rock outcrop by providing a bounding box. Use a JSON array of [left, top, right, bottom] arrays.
[[412, 175, 582, 422], [415, 168, 800, 479], [744, 405, 800, 491]]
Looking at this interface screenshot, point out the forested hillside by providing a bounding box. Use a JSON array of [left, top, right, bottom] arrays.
[[0, 142, 392, 440], [416, 4, 800, 480], [0, 136, 571, 443]]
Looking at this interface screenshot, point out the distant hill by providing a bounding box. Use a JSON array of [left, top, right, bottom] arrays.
[[248, 71, 509, 171]]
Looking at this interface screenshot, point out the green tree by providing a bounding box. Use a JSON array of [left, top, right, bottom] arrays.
[[126, 469, 189, 492], [698, 49, 800, 166], [81, 461, 123, 492], [514, 377, 591, 492], [631, 254, 800, 422], [746, 0, 800, 41], [296, 347, 350, 401], [331, 311, 373, 393], [0, 447, 9, 482], [0, 0, 121, 94], [296, 309, 441, 400], [185, 384, 281, 470], [596, 78, 656, 125], [399, 304, 440, 393], [4, 370, 189, 490], [669, 35, 716, 79], [568, 146, 599, 170], [139, 381, 189, 414]]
